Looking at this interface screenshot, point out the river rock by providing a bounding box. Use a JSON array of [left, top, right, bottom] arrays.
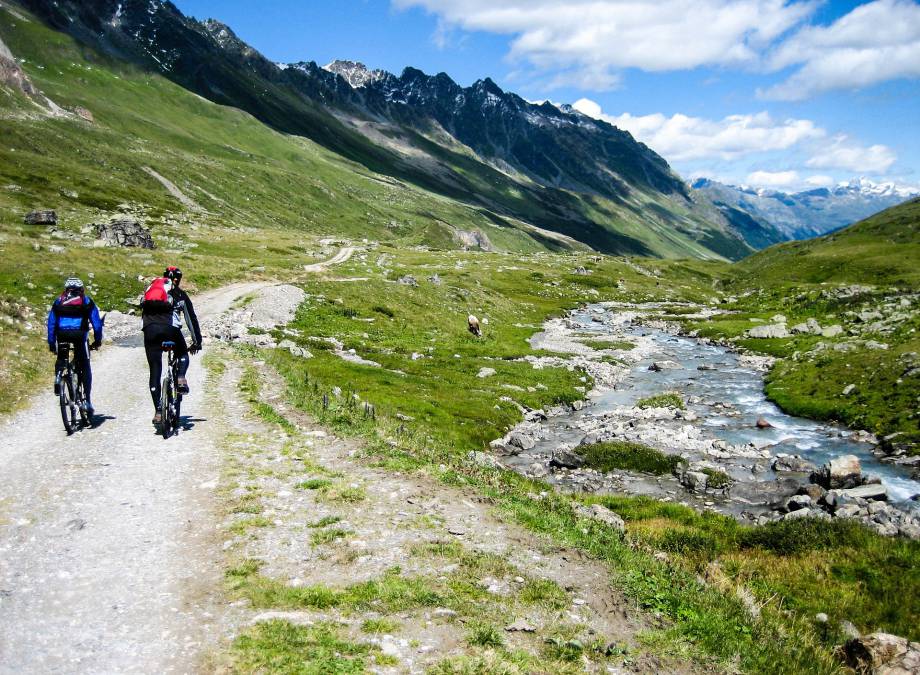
[[842, 633, 920, 674], [95, 219, 155, 248], [648, 360, 681, 372], [550, 448, 585, 469], [772, 455, 817, 473], [785, 495, 812, 511], [756, 417, 773, 429], [467, 451, 503, 470], [574, 503, 625, 531], [831, 484, 888, 502], [798, 484, 827, 502], [746, 324, 790, 339], [812, 455, 862, 489], [507, 431, 536, 452], [24, 209, 57, 225], [681, 471, 708, 492]]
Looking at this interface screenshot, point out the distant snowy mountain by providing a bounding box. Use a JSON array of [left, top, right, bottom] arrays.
[[692, 178, 919, 241]]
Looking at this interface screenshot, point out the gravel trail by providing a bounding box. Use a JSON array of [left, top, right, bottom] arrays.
[[0, 281, 267, 674]]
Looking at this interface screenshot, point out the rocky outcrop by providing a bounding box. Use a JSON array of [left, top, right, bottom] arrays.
[[95, 219, 155, 248], [24, 210, 57, 225], [842, 633, 920, 674], [0, 35, 38, 97]]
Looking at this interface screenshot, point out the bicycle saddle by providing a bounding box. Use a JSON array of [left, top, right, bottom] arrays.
[[161, 341, 176, 350]]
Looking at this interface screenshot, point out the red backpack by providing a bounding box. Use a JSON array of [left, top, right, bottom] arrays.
[[142, 277, 174, 313]]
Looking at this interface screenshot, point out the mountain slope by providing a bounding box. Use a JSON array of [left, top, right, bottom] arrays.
[[694, 178, 917, 241], [14, 0, 751, 260], [733, 197, 920, 287]]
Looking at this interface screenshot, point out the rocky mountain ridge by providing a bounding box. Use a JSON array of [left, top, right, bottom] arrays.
[[15, 0, 752, 259]]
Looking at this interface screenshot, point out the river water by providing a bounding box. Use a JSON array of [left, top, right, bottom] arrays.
[[536, 305, 920, 504]]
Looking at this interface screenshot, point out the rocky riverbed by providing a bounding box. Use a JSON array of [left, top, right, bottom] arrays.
[[489, 303, 920, 538]]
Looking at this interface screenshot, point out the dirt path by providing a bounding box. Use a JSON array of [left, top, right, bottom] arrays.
[[0, 281, 266, 674], [302, 246, 355, 272]]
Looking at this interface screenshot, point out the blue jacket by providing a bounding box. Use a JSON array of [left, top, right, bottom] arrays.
[[47, 294, 103, 347]]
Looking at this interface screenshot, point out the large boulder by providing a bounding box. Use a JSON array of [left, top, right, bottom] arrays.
[[550, 447, 585, 469], [95, 219, 155, 248], [812, 454, 862, 489], [746, 324, 790, 339], [574, 503, 625, 531], [24, 210, 57, 225], [842, 633, 920, 674], [772, 455, 817, 473]]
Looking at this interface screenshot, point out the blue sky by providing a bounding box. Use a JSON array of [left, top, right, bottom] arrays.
[[174, 0, 920, 193]]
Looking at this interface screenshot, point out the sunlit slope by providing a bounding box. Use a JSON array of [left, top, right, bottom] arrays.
[[733, 198, 920, 287]]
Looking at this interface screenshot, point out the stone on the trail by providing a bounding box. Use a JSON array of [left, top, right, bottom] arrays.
[[397, 274, 418, 286], [573, 266, 589, 275], [433, 608, 458, 619], [756, 417, 773, 429], [574, 503, 625, 531], [24, 209, 57, 225], [477, 367, 496, 378], [746, 323, 790, 339], [648, 360, 681, 372], [550, 447, 585, 469], [772, 455, 817, 473], [843, 633, 920, 674], [832, 484, 888, 502], [505, 618, 536, 632], [95, 218, 155, 248], [812, 454, 862, 489]]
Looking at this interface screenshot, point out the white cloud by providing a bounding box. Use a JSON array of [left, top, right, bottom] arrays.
[[806, 134, 897, 173], [761, 0, 920, 100], [573, 98, 900, 183], [572, 98, 823, 161], [746, 170, 800, 187], [394, 0, 815, 87], [804, 174, 835, 187]]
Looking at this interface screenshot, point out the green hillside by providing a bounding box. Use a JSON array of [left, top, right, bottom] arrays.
[[733, 197, 920, 287]]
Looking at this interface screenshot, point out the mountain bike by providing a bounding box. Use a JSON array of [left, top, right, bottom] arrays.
[[158, 340, 183, 439], [55, 342, 90, 434]]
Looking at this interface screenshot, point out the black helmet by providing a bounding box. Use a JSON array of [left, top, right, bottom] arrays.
[[164, 266, 182, 282]]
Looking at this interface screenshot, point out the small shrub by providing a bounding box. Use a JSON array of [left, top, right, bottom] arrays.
[[581, 441, 683, 476], [371, 305, 395, 318], [702, 468, 733, 489], [466, 623, 504, 648], [297, 478, 332, 490], [636, 392, 685, 410]]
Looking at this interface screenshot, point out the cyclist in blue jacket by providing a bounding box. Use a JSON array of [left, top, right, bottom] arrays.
[[47, 277, 103, 416]]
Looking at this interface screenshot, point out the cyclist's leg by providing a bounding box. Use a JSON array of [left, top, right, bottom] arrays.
[[172, 328, 190, 377], [144, 329, 165, 409]]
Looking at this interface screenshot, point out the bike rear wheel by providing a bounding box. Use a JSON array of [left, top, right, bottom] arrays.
[[76, 381, 90, 427], [59, 371, 77, 435], [160, 376, 173, 439]]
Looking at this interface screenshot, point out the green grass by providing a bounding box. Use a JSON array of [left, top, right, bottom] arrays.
[[297, 478, 333, 491], [580, 441, 685, 475], [636, 392, 685, 410], [310, 528, 352, 546], [466, 623, 504, 648], [231, 620, 376, 673], [360, 617, 401, 634]]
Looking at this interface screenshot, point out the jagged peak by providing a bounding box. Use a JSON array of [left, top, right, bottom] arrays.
[[324, 59, 389, 88]]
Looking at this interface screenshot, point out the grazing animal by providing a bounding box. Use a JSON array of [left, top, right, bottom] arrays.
[[468, 314, 482, 337]]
